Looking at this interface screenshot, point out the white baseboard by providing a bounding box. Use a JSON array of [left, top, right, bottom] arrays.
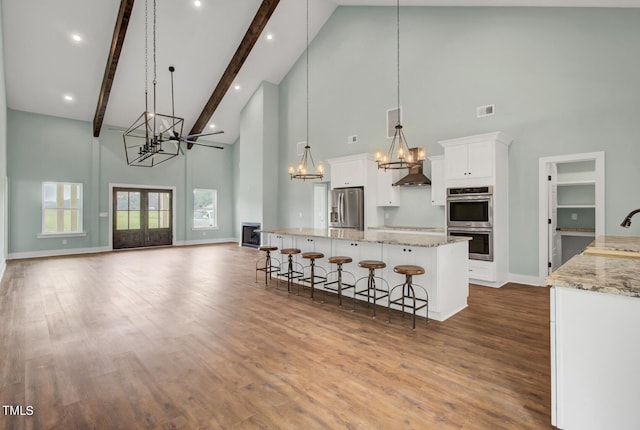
[[175, 237, 239, 246], [0, 259, 6, 281], [8, 246, 111, 260], [508, 273, 545, 287]]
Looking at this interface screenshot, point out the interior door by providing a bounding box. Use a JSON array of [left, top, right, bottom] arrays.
[[548, 164, 560, 273], [113, 188, 173, 249]]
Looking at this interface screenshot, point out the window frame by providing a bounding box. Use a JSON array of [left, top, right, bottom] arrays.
[[39, 181, 86, 238], [192, 188, 218, 230]]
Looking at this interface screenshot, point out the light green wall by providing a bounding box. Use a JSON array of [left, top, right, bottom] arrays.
[[277, 6, 640, 277], [0, 2, 8, 269], [236, 81, 280, 235], [7, 109, 235, 255]]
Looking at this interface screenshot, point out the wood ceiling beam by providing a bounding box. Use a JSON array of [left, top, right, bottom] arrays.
[[93, 0, 135, 138], [187, 0, 280, 148]]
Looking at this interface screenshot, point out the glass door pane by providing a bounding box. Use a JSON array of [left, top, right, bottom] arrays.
[[116, 191, 141, 230]]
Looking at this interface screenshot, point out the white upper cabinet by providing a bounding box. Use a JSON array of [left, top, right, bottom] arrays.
[[428, 155, 445, 206], [328, 156, 366, 188], [439, 132, 511, 188], [376, 169, 400, 206]]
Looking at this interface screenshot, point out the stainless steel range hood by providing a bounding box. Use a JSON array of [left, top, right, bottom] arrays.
[[393, 148, 431, 187]]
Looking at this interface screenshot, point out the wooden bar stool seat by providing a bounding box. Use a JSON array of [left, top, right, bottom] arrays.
[[389, 265, 429, 330], [394, 265, 425, 276], [300, 252, 326, 299], [354, 260, 389, 318], [278, 248, 303, 293], [328, 256, 352, 265], [324, 256, 355, 306], [256, 246, 280, 285]]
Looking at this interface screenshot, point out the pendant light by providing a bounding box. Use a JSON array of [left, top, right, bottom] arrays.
[[122, 0, 184, 167], [288, 0, 324, 180], [375, 0, 425, 171]]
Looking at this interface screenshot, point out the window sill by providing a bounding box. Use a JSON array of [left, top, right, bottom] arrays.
[[192, 226, 219, 231], [38, 232, 87, 239]]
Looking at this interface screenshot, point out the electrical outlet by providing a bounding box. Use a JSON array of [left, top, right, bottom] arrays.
[[385, 212, 389, 220], [62, 239, 67, 245], [571, 213, 578, 220], [202, 232, 206, 236]]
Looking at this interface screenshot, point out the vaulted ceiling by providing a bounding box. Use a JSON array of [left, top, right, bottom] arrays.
[[2, 0, 639, 145]]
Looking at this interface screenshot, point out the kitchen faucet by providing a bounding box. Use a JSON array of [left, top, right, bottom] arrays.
[[620, 208, 640, 228]]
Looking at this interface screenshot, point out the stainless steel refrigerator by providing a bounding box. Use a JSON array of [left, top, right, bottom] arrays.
[[330, 187, 364, 230]]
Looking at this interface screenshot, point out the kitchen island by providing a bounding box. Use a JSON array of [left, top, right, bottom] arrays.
[[547, 235, 640, 430], [260, 228, 470, 322]]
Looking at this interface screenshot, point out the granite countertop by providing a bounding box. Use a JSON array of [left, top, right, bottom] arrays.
[[368, 225, 445, 234], [260, 227, 469, 248], [587, 235, 640, 253], [546, 235, 640, 297]]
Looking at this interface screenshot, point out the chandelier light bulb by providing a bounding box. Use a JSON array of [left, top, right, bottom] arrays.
[[418, 147, 425, 160], [317, 162, 324, 174], [397, 146, 404, 159], [288, 164, 295, 175]]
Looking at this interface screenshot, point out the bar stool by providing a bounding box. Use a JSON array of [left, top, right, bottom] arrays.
[[324, 256, 355, 306], [278, 248, 303, 293], [354, 260, 389, 318], [300, 252, 327, 298], [389, 265, 429, 330], [255, 246, 280, 285]]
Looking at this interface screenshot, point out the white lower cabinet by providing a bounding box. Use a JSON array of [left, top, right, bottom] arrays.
[[551, 287, 640, 429], [331, 239, 383, 284], [467, 260, 496, 282], [266, 233, 294, 251], [293, 236, 332, 287]]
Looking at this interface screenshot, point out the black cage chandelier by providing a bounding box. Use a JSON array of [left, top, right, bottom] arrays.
[[288, 0, 324, 180], [375, 0, 425, 171], [123, 0, 184, 167]]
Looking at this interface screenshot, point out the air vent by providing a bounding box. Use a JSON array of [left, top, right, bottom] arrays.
[[386, 107, 402, 138], [296, 141, 306, 156], [477, 104, 495, 118], [348, 135, 358, 145]]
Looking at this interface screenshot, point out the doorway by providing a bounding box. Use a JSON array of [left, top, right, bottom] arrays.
[[538, 152, 604, 281], [112, 187, 173, 249], [313, 182, 328, 229]]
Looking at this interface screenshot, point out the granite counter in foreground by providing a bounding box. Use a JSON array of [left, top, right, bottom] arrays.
[[259, 227, 468, 248], [548, 235, 640, 430], [546, 235, 640, 298]]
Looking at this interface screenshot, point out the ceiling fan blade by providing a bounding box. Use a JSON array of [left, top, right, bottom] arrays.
[[183, 130, 225, 139], [186, 141, 224, 150]]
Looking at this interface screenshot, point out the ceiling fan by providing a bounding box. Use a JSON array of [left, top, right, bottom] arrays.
[[162, 66, 225, 151]]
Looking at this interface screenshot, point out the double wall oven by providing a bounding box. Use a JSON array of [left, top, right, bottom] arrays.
[[447, 186, 493, 261]]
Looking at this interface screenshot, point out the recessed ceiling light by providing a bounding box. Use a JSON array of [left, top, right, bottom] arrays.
[[194, 0, 202, 7], [234, 84, 241, 91], [266, 33, 273, 41], [64, 95, 74, 102], [209, 124, 216, 129], [71, 34, 82, 42]]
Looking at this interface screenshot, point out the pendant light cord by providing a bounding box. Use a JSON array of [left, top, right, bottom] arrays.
[[306, 0, 309, 149], [144, 0, 148, 114], [396, 0, 400, 123], [152, 0, 157, 135]]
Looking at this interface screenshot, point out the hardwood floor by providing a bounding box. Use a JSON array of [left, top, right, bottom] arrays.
[[0, 243, 551, 429]]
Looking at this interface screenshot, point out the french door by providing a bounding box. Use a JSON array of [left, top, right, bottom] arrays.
[[113, 188, 173, 249]]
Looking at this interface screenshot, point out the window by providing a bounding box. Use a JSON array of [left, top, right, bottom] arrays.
[[42, 182, 83, 234], [193, 188, 217, 229]]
